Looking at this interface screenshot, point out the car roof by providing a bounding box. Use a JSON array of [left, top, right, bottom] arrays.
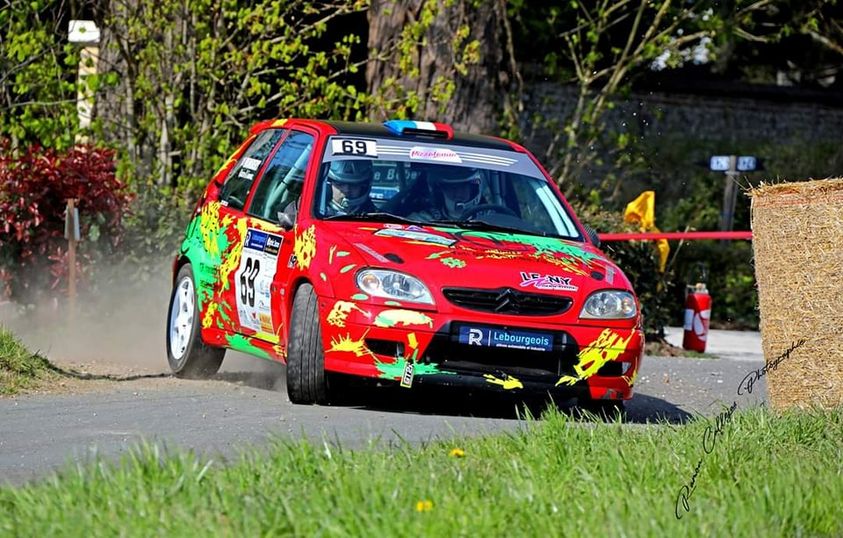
[[284, 119, 518, 152]]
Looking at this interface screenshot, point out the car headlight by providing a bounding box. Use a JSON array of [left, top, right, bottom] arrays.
[[580, 290, 637, 319], [356, 269, 434, 305]]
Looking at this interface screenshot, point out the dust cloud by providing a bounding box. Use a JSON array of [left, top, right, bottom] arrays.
[[0, 259, 283, 384]]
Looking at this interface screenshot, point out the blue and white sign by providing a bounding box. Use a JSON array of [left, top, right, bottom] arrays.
[[459, 326, 553, 353]]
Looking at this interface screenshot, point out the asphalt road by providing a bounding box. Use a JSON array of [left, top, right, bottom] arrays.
[[0, 331, 767, 486]]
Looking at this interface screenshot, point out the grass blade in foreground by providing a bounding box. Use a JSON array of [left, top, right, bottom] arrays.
[[1, 406, 841, 537]]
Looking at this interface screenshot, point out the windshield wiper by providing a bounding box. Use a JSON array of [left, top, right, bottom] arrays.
[[323, 212, 426, 225], [430, 218, 551, 237]]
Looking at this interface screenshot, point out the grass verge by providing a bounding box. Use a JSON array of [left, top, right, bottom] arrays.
[[1, 406, 841, 536], [0, 325, 54, 395]]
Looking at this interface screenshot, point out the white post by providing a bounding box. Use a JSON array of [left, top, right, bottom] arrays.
[[68, 20, 101, 144]]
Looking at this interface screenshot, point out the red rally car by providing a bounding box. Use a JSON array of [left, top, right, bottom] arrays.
[[166, 118, 644, 410]]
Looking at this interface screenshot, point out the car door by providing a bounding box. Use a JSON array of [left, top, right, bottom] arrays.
[[210, 128, 286, 334], [231, 129, 316, 346]]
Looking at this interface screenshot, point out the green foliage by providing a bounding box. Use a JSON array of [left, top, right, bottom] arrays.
[[0, 0, 80, 149], [0, 326, 53, 395], [100, 0, 369, 198]]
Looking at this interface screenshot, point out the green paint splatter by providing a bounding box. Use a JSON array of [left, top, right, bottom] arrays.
[[337, 251, 350, 257], [440, 257, 465, 268], [340, 264, 356, 273], [462, 230, 602, 264], [426, 251, 447, 260], [226, 334, 272, 360], [352, 293, 369, 301], [374, 351, 454, 380], [383, 300, 402, 307], [320, 272, 327, 281]]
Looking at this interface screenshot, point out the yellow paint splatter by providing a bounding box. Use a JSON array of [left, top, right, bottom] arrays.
[[537, 253, 588, 276], [407, 332, 418, 350], [556, 329, 635, 386], [199, 201, 221, 258], [623, 366, 639, 387], [273, 343, 287, 360], [218, 218, 248, 290], [326, 300, 371, 328], [328, 331, 375, 358], [373, 309, 434, 328], [294, 224, 316, 270], [329, 244, 337, 264], [202, 301, 218, 329], [271, 118, 287, 128], [483, 373, 524, 390]]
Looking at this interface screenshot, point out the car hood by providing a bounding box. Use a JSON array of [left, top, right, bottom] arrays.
[[317, 221, 631, 299]]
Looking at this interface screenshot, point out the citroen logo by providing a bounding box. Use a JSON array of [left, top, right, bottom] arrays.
[[494, 288, 515, 312]]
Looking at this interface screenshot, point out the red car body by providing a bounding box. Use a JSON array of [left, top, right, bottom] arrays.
[[166, 118, 644, 407]]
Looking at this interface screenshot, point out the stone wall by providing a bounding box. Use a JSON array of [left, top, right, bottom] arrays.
[[522, 83, 843, 159]]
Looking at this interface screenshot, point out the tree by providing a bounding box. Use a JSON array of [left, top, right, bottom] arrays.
[[93, 0, 369, 196], [0, 0, 79, 150], [366, 0, 520, 134]]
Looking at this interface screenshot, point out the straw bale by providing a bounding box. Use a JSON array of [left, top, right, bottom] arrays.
[[750, 178, 843, 411]]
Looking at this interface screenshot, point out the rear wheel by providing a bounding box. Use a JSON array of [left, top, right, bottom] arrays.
[[286, 283, 328, 404], [166, 264, 225, 378]]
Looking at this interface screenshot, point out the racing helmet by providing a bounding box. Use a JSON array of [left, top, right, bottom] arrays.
[[433, 165, 481, 218], [327, 160, 373, 212]]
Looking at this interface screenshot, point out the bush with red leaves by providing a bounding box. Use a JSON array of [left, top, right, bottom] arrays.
[[0, 143, 132, 301]]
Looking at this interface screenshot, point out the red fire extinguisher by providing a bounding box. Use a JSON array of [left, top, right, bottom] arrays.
[[683, 283, 711, 352]]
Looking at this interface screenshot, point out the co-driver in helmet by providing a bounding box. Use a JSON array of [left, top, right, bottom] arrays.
[[324, 160, 377, 216]]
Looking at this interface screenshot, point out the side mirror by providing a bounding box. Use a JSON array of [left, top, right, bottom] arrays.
[[584, 224, 601, 248], [276, 211, 294, 231]]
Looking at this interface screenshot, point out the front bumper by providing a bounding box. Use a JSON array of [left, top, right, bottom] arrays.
[[319, 300, 644, 401]]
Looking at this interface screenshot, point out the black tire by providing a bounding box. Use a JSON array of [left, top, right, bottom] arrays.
[[166, 263, 225, 378], [577, 399, 627, 421], [286, 283, 328, 404]]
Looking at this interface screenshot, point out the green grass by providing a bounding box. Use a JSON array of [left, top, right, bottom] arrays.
[[0, 325, 54, 395], [1, 406, 841, 537]]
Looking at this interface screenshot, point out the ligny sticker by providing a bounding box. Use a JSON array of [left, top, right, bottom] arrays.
[[519, 272, 578, 292], [235, 228, 283, 337]]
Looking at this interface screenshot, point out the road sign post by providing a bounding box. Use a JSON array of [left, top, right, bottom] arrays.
[[710, 154, 758, 241]]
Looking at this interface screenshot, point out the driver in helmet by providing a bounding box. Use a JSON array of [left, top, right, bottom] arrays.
[[324, 159, 377, 216], [410, 165, 483, 221]]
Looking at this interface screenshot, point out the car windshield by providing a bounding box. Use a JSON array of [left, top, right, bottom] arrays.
[[313, 137, 582, 240]]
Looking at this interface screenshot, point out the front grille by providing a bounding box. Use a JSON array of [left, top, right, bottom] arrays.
[[443, 287, 572, 316]]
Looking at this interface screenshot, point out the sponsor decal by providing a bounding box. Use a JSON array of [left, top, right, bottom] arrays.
[[374, 227, 456, 247], [353, 243, 391, 264], [459, 326, 553, 352], [408, 146, 462, 163], [519, 271, 578, 291], [400, 361, 414, 388], [238, 170, 254, 181], [331, 138, 378, 157], [241, 157, 263, 171], [235, 228, 283, 338]]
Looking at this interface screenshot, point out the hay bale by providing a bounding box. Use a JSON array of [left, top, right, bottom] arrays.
[[750, 178, 843, 411]]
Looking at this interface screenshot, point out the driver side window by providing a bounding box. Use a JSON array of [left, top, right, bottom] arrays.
[[219, 129, 285, 210], [248, 130, 315, 223]]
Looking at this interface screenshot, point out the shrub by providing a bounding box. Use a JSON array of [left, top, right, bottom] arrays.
[[0, 143, 132, 301]]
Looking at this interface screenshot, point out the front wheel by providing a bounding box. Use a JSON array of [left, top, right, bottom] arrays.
[[166, 263, 224, 378], [286, 283, 328, 404]]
